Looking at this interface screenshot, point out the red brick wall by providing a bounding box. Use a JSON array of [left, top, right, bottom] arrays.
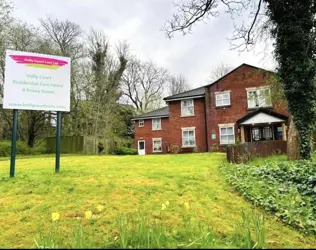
[[134, 117, 169, 154], [205, 65, 289, 150], [168, 98, 207, 153]]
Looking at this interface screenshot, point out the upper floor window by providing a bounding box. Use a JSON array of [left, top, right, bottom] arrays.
[[247, 87, 272, 109], [181, 99, 194, 116], [139, 120, 144, 127], [215, 91, 231, 107], [152, 118, 161, 130], [182, 127, 196, 147]]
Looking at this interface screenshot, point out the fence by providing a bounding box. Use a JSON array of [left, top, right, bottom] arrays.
[[226, 140, 287, 163], [45, 136, 115, 154]]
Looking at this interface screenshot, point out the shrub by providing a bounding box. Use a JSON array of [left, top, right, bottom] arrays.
[[0, 141, 11, 157], [30, 141, 48, 155], [0, 140, 48, 156], [112, 147, 138, 155], [220, 160, 316, 236], [97, 142, 105, 154], [169, 145, 181, 154]]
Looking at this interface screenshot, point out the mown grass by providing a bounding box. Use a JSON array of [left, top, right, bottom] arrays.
[[0, 153, 315, 248]]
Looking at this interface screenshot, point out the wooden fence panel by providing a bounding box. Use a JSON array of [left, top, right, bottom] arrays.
[[226, 140, 287, 163]]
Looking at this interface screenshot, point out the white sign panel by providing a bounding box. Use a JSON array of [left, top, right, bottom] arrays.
[[3, 50, 71, 112]]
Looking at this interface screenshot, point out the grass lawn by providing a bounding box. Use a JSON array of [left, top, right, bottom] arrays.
[[0, 153, 315, 248]]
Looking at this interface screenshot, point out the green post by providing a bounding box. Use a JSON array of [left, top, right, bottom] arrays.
[[10, 109, 18, 178], [55, 111, 62, 173]]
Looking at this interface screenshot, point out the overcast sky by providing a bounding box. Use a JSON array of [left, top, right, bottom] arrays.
[[11, 0, 276, 89]]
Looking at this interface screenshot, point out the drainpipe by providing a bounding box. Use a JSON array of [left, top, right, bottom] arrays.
[[204, 88, 209, 152]]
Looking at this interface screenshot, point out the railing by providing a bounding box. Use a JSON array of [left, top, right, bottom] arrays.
[[226, 140, 287, 163]]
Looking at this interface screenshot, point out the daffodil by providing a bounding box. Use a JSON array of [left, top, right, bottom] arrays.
[[161, 204, 166, 211], [184, 202, 190, 211], [165, 201, 169, 206], [97, 205, 104, 212], [51, 212, 60, 222], [85, 210, 93, 220]]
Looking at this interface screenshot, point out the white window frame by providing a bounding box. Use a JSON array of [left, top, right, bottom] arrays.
[[181, 99, 194, 117], [181, 127, 196, 148], [152, 138, 162, 153], [215, 91, 231, 107], [152, 118, 161, 131], [246, 87, 272, 109], [219, 124, 235, 145], [139, 119, 144, 127]]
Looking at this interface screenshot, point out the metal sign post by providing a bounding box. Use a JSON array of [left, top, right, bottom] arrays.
[[10, 109, 18, 178], [55, 111, 62, 173]]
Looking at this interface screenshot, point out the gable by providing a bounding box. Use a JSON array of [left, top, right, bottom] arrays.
[[240, 112, 286, 125]]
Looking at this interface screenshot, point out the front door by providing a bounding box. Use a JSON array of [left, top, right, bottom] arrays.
[[138, 140, 145, 155]]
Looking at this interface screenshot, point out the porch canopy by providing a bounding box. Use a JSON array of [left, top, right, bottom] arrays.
[[237, 109, 288, 142]]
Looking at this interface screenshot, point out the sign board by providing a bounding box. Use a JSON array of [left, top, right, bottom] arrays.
[[3, 50, 71, 112], [212, 134, 216, 140]]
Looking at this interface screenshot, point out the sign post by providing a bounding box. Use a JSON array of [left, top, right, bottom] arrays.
[[55, 111, 62, 173], [10, 109, 18, 177], [3, 50, 71, 177]]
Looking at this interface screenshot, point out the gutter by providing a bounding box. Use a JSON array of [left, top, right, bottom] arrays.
[[204, 88, 209, 152], [164, 95, 205, 102], [131, 115, 169, 121]]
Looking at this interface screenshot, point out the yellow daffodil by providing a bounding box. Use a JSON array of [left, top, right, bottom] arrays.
[[161, 204, 166, 211], [165, 201, 170, 206], [184, 202, 190, 211], [97, 205, 104, 212], [51, 212, 60, 222], [85, 210, 93, 220]]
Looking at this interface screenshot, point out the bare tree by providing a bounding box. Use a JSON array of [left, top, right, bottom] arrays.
[[122, 59, 169, 113], [208, 63, 233, 82], [168, 74, 190, 95], [162, 0, 267, 51], [39, 17, 83, 59]]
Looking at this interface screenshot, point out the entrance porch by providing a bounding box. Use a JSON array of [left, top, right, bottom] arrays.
[[237, 109, 288, 143]]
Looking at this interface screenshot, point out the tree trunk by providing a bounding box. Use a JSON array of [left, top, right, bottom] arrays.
[[287, 115, 300, 160]]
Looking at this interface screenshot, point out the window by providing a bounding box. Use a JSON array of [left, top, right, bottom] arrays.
[[152, 118, 161, 130], [152, 138, 162, 152], [182, 127, 196, 147], [216, 92, 231, 107], [263, 126, 273, 140], [181, 99, 194, 116], [252, 127, 261, 141], [219, 125, 235, 145], [139, 120, 144, 127], [247, 87, 272, 109]]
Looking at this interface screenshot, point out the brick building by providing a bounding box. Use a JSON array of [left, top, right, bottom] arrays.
[[132, 63, 289, 155]]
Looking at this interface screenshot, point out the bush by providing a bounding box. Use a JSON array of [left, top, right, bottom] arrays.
[[97, 142, 105, 154], [0, 140, 48, 157], [30, 141, 48, 155], [220, 160, 316, 236], [112, 147, 138, 155]]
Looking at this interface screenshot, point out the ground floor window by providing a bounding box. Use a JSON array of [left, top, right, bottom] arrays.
[[251, 126, 273, 141], [219, 125, 235, 145], [182, 127, 196, 147], [152, 138, 162, 152]]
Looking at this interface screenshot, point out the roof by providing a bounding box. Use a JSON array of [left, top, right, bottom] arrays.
[[132, 106, 169, 120], [237, 108, 288, 125], [163, 63, 275, 102], [163, 86, 205, 102], [206, 63, 275, 88]]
